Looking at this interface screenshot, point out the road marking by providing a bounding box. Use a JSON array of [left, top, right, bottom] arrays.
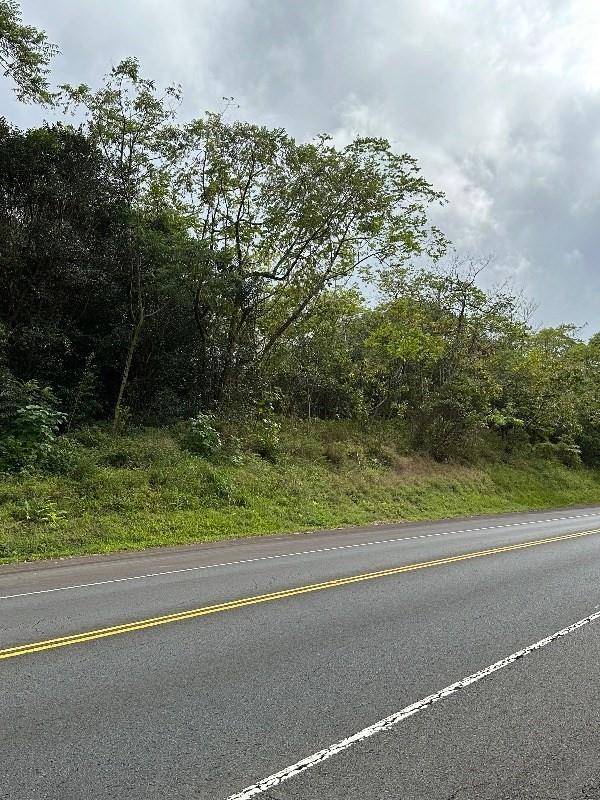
[[2, 511, 599, 601], [225, 607, 600, 799], [1, 527, 599, 662]]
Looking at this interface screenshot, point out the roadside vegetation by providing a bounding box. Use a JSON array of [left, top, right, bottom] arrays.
[[2, 420, 600, 564], [1, 2, 599, 563]]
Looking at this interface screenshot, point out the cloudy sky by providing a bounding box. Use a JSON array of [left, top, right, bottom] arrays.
[[5, 1, 600, 332]]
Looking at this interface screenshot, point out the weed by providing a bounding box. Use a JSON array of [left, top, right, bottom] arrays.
[[18, 499, 67, 528]]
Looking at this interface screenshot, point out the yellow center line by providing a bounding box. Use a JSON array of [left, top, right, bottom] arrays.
[[2, 527, 600, 662]]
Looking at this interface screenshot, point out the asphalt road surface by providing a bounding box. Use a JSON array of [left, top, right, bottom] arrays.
[[2, 505, 600, 799]]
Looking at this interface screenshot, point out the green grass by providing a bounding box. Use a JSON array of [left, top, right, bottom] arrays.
[[1, 420, 600, 563]]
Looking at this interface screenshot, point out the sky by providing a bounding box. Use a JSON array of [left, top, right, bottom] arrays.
[[4, 0, 600, 333]]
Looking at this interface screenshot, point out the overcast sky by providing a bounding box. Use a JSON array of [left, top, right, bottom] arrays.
[[4, 1, 600, 332]]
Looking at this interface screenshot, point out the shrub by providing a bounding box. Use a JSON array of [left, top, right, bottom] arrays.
[[324, 441, 346, 466], [37, 437, 84, 476], [102, 448, 131, 468], [203, 470, 241, 505], [181, 413, 222, 458], [534, 441, 582, 468], [0, 379, 67, 472], [280, 424, 324, 461], [250, 417, 281, 462], [377, 445, 409, 470], [220, 433, 243, 463], [113, 405, 132, 435], [71, 424, 112, 449]]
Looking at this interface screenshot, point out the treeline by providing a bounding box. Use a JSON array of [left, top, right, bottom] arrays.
[[1, 57, 599, 467]]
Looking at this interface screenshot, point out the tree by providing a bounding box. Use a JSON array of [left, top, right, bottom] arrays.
[[178, 116, 447, 406], [61, 58, 184, 429], [269, 289, 368, 418], [365, 258, 529, 457], [505, 325, 587, 448], [0, 0, 57, 103], [578, 333, 600, 464], [0, 119, 126, 417]]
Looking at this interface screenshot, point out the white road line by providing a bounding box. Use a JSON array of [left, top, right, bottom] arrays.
[[1, 511, 598, 601], [226, 607, 600, 799]]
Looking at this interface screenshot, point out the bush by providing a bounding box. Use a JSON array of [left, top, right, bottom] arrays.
[[377, 445, 409, 470], [202, 469, 246, 506], [323, 441, 346, 467], [71, 425, 112, 449], [534, 441, 582, 468], [37, 437, 84, 476], [181, 413, 222, 458], [250, 417, 281, 462], [0, 379, 67, 472], [102, 448, 131, 468]]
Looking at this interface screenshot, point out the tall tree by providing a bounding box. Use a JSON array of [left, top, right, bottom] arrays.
[[61, 58, 183, 428], [0, 120, 125, 414], [179, 116, 447, 405]]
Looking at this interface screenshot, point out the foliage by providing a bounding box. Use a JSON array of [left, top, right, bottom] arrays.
[[181, 413, 223, 457], [175, 117, 447, 405], [0, 378, 67, 471], [270, 289, 368, 419], [2, 422, 600, 564], [533, 441, 582, 468], [18, 498, 67, 527], [250, 416, 282, 462], [0, 0, 57, 103], [1, 56, 600, 470], [60, 59, 189, 428], [0, 120, 126, 417], [60, 58, 181, 208]]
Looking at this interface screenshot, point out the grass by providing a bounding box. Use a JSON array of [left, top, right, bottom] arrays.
[[1, 420, 600, 564]]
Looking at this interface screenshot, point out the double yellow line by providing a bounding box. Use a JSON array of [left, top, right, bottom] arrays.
[[2, 527, 599, 662]]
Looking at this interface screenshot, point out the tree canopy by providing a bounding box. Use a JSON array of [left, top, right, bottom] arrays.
[[0, 0, 57, 103], [1, 44, 598, 469]]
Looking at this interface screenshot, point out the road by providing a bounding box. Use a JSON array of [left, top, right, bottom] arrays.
[[2, 505, 600, 799]]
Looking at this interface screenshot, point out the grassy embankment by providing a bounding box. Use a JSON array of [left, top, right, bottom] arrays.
[[1, 419, 600, 564]]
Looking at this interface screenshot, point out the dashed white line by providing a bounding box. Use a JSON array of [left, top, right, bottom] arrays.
[[1, 511, 599, 601], [225, 606, 600, 799]]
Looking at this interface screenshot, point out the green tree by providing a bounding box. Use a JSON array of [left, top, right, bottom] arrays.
[[61, 58, 184, 429], [366, 259, 528, 458], [505, 325, 586, 449], [178, 116, 447, 406], [269, 289, 368, 418], [0, 0, 57, 103], [0, 119, 126, 416], [578, 332, 600, 464]]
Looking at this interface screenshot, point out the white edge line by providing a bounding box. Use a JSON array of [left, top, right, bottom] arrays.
[[1, 512, 598, 601], [225, 607, 600, 799]]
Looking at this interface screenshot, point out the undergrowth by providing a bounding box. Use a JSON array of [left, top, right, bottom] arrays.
[[1, 420, 599, 563]]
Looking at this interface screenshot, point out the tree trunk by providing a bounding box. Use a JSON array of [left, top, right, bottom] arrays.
[[113, 310, 144, 431]]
